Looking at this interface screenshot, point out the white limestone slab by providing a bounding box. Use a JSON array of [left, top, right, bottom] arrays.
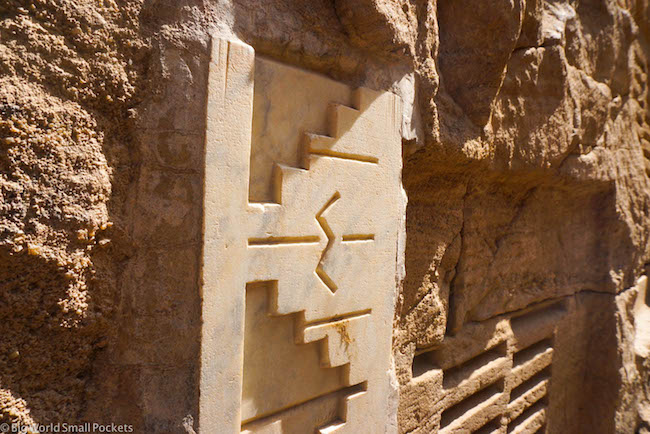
[[200, 37, 403, 433]]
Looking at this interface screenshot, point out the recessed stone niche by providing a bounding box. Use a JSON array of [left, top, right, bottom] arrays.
[[402, 300, 568, 434], [199, 38, 404, 433]]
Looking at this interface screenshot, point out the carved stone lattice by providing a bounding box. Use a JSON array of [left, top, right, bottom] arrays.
[[200, 39, 403, 433], [403, 301, 567, 434]]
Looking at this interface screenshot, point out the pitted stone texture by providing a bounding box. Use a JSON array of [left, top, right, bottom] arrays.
[[201, 39, 402, 433]]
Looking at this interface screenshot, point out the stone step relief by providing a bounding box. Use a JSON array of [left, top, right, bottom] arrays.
[[439, 380, 507, 434], [400, 301, 567, 434], [240, 384, 367, 434], [506, 371, 549, 433], [241, 282, 345, 426], [504, 303, 564, 434], [434, 338, 510, 434], [505, 302, 563, 434], [200, 38, 403, 433]]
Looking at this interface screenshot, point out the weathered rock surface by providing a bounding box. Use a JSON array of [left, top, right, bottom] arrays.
[[0, 0, 649, 432]]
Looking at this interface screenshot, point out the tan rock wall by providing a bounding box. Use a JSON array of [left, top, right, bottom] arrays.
[[1, 0, 649, 432]]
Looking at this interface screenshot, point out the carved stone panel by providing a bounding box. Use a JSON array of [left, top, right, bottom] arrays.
[[200, 38, 403, 433], [401, 300, 568, 433]]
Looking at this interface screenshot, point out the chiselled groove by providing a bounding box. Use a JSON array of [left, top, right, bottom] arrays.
[[309, 149, 379, 164], [315, 192, 341, 293], [342, 234, 375, 242], [439, 380, 505, 432], [315, 268, 338, 294], [317, 382, 369, 432], [248, 236, 320, 246], [240, 382, 367, 429], [508, 378, 549, 424], [474, 417, 503, 434], [513, 338, 553, 368], [506, 400, 546, 434], [443, 342, 508, 390], [509, 367, 550, 405], [302, 309, 372, 328], [225, 43, 230, 93]]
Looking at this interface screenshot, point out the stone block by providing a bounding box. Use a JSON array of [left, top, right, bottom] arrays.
[[132, 167, 202, 247], [199, 38, 404, 432], [400, 300, 571, 433]]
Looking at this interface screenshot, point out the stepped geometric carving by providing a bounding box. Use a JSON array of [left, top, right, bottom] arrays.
[[200, 38, 403, 433]]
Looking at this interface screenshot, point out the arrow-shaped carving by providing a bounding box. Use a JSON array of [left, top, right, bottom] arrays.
[[315, 192, 340, 293]]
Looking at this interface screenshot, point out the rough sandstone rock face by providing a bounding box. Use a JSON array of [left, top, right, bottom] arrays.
[[0, 0, 144, 426], [0, 0, 649, 432], [437, 0, 525, 126]]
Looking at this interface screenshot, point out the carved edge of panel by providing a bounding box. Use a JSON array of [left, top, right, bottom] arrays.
[[200, 38, 255, 433]]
